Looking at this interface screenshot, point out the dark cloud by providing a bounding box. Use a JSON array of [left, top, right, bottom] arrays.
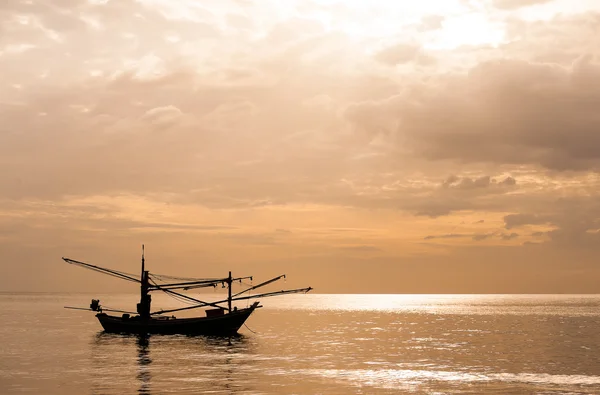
[[546, 216, 600, 249], [415, 202, 468, 218], [504, 214, 552, 229], [473, 233, 494, 241], [424, 230, 526, 243], [503, 198, 600, 249], [500, 176, 516, 186], [424, 233, 467, 240], [442, 175, 496, 189], [424, 232, 502, 242], [501, 232, 519, 240], [348, 57, 600, 171]]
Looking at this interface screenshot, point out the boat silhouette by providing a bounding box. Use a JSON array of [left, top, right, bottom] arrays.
[[63, 245, 312, 335]]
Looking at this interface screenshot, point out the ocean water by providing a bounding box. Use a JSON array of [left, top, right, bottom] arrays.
[[2, 294, 600, 394]]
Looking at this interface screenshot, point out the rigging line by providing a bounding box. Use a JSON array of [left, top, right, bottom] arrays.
[[149, 273, 222, 282], [148, 277, 219, 294], [243, 323, 258, 334], [158, 285, 198, 305], [69, 263, 136, 278], [62, 257, 140, 283], [63, 258, 139, 278], [166, 292, 198, 306], [147, 277, 228, 289], [169, 291, 201, 306], [74, 266, 140, 283], [152, 274, 212, 281], [149, 279, 198, 306], [148, 281, 228, 314]]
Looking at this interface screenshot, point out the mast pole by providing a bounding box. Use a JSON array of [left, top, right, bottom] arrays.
[[137, 244, 151, 319], [141, 244, 145, 280], [228, 271, 232, 312], [140, 244, 145, 303]]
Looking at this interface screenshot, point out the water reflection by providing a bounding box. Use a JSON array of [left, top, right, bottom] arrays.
[[136, 335, 151, 394], [90, 332, 257, 395]]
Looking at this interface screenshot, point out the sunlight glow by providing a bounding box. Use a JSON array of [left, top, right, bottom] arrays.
[[308, 1, 506, 52], [426, 14, 506, 50]]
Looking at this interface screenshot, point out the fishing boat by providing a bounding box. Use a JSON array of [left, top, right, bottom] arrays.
[[63, 246, 312, 336]]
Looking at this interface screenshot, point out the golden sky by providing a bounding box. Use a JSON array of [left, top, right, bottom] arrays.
[[1, 0, 600, 293]]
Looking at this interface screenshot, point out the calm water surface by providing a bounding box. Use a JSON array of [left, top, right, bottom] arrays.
[[2, 294, 600, 394]]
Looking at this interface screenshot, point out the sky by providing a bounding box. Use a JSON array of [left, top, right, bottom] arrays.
[[1, 0, 600, 293]]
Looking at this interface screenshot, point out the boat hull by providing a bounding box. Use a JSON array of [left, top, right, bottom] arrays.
[[96, 304, 259, 336]]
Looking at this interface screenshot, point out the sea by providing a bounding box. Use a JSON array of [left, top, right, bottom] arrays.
[[2, 293, 600, 394]]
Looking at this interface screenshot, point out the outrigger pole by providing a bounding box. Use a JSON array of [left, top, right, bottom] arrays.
[[62, 257, 140, 283], [151, 286, 313, 316], [232, 274, 286, 298], [149, 273, 307, 315], [64, 306, 136, 314]]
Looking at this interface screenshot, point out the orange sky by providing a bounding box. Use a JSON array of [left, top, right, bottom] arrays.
[[1, 0, 600, 293]]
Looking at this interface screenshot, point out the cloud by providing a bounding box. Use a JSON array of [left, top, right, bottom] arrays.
[[141, 105, 183, 126], [473, 233, 495, 241], [415, 203, 468, 218], [424, 232, 503, 242], [424, 231, 519, 242], [504, 214, 551, 229], [502, 198, 600, 249], [492, 0, 553, 10], [347, 57, 600, 171], [374, 43, 421, 65], [339, 245, 381, 252], [418, 15, 444, 31], [424, 233, 467, 240], [2, 0, 600, 292], [500, 176, 516, 186], [441, 175, 514, 190], [501, 232, 519, 240]]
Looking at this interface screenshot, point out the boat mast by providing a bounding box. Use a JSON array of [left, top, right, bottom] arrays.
[[227, 271, 232, 312], [141, 244, 145, 279], [137, 244, 151, 319]]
